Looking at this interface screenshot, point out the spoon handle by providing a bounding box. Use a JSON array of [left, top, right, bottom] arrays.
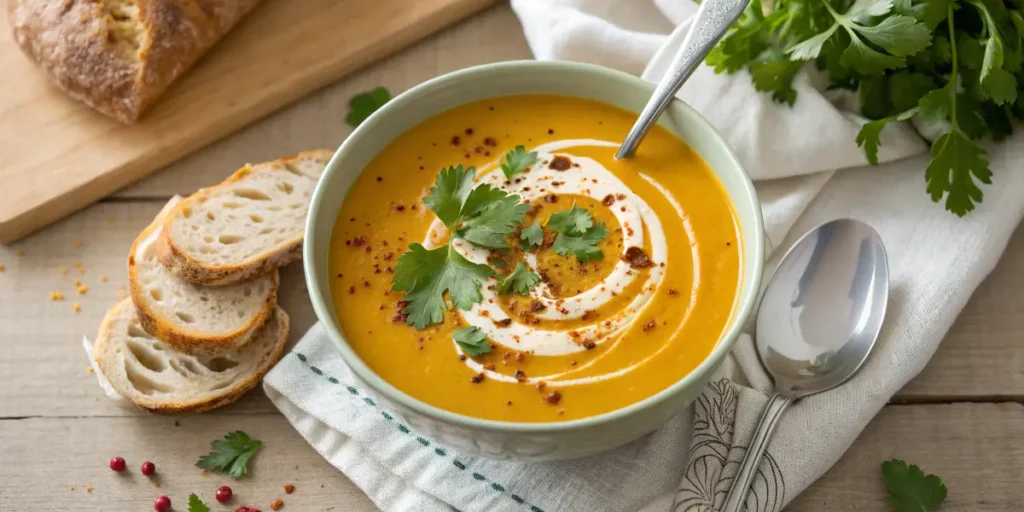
[[615, 0, 749, 159], [721, 392, 792, 512]]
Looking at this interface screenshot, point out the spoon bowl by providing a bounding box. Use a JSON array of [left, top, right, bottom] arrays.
[[757, 219, 888, 398], [720, 218, 888, 512]]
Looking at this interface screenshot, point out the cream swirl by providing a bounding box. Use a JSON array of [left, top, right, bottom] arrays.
[[423, 140, 696, 386]]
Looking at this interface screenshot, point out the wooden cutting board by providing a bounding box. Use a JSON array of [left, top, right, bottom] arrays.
[[0, 0, 496, 243]]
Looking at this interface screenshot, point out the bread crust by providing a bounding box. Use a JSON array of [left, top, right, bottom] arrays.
[[7, 0, 262, 123], [93, 299, 290, 414], [156, 149, 332, 285], [129, 201, 279, 356]]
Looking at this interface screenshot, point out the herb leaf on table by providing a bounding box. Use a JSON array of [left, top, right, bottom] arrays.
[[881, 459, 947, 512], [345, 87, 391, 128], [195, 431, 262, 479], [188, 493, 210, 512]]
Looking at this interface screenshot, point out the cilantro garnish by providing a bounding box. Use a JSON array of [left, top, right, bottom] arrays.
[[500, 145, 539, 179], [188, 493, 210, 512], [392, 244, 494, 329], [881, 459, 947, 512], [393, 165, 529, 328], [498, 262, 542, 295], [453, 326, 491, 356], [709, 0, 1017, 215], [548, 206, 608, 262], [195, 431, 262, 479], [345, 87, 391, 127], [520, 220, 544, 250]]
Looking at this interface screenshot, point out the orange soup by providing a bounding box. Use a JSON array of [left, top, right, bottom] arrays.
[[329, 95, 740, 422]]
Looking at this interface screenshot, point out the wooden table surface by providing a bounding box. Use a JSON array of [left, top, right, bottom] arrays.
[[1, 5, 1021, 511]]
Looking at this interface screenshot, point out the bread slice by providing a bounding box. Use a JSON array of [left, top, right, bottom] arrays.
[[7, 0, 263, 123], [93, 298, 289, 413], [156, 150, 333, 286], [130, 197, 279, 356]]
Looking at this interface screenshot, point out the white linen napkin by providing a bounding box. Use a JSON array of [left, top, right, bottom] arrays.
[[263, 1, 1024, 510]]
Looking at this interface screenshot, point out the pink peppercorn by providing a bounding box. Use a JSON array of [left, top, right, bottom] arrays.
[[153, 495, 171, 512], [141, 461, 155, 476], [216, 485, 233, 503], [109, 457, 126, 472]]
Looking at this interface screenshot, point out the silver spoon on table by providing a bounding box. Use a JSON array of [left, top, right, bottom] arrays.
[[719, 219, 889, 512], [616, 0, 750, 159]]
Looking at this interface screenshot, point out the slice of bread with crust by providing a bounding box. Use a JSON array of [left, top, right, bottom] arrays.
[[93, 298, 289, 414], [156, 150, 333, 286], [130, 197, 279, 356]]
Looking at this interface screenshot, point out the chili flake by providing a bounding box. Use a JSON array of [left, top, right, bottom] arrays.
[[470, 373, 486, 384], [624, 247, 654, 269], [544, 391, 562, 405], [549, 156, 572, 171]]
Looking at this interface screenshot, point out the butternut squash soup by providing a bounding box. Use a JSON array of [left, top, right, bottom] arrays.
[[329, 95, 740, 422]]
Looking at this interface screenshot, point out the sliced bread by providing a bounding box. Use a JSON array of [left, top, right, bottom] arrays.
[[130, 197, 279, 356], [93, 298, 289, 414], [156, 149, 333, 286]]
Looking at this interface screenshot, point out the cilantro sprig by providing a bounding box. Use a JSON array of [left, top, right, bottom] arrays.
[[710, 0, 1024, 216], [345, 87, 391, 128], [453, 326, 491, 356], [498, 262, 542, 295], [500, 145, 539, 179], [195, 431, 262, 479], [188, 494, 210, 512], [882, 459, 947, 512], [548, 205, 609, 262], [393, 165, 530, 328]]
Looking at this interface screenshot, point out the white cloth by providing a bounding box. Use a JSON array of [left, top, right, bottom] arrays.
[[263, 1, 1024, 510]]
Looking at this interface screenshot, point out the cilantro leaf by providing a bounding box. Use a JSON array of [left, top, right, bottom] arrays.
[[788, 24, 839, 60], [498, 262, 542, 295], [424, 165, 476, 228], [188, 494, 210, 512], [750, 49, 804, 105], [500, 145, 539, 179], [345, 87, 391, 128], [457, 192, 530, 249], [842, 36, 907, 74], [881, 459, 947, 512], [854, 15, 933, 57], [980, 32, 1018, 105], [917, 84, 954, 123], [547, 205, 593, 235], [195, 431, 262, 479], [392, 244, 494, 329], [926, 128, 991, 216], [856, 108, 917, 164], [553, 222, 609, 263], [453, 326, 491, 356], [520, 221, 544, 250]]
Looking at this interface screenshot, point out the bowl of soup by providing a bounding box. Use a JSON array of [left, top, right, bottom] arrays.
[[304, 61, 764, 460]]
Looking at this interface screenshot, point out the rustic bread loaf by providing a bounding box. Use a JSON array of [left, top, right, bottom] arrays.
[[7, 0, 263, 123], [129, 196, 278, 356], [156, 150, 332, 286], [92, 298, 289, 413]]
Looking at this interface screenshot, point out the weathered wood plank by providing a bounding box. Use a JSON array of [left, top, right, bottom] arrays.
[[1, 404, 1018, 510], [114, 4, 532, 199], [790, 403, 1024, 511], [0, 413, 377, 511]]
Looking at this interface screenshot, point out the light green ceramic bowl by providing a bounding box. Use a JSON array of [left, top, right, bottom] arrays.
[[304, 60, 764, 461]]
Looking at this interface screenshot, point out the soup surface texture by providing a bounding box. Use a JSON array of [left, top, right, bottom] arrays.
[[329, 95, 740, 422]]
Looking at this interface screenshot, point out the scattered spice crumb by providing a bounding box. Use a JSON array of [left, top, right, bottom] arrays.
[[87, 366, 93, 373], [73, 304, 81, 313], [86, 485, 93, 493], [202, 471, 210, 477], [78, 268, 85, 274], [270, 498, 284, 510], [73, 260, 81, 268], [0, 262, 4, 272], [69, 486, 74, 491], [284, 484, 295, 494], [75, 241, 83, 248], [60, 267, 69, 275], [77, 285, 89, 295], [50, 291, 64, 301], [99, 275, 107, 282]]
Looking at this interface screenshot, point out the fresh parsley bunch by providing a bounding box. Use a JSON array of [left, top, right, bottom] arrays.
[[709, 0, 1024, 215]]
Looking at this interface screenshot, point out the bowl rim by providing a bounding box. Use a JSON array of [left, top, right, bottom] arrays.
[[304, 60, 765, 433]]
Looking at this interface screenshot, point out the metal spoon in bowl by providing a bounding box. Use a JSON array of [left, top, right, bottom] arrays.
[[719, 219, 889, 512], [616, 0, 750, 159]]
